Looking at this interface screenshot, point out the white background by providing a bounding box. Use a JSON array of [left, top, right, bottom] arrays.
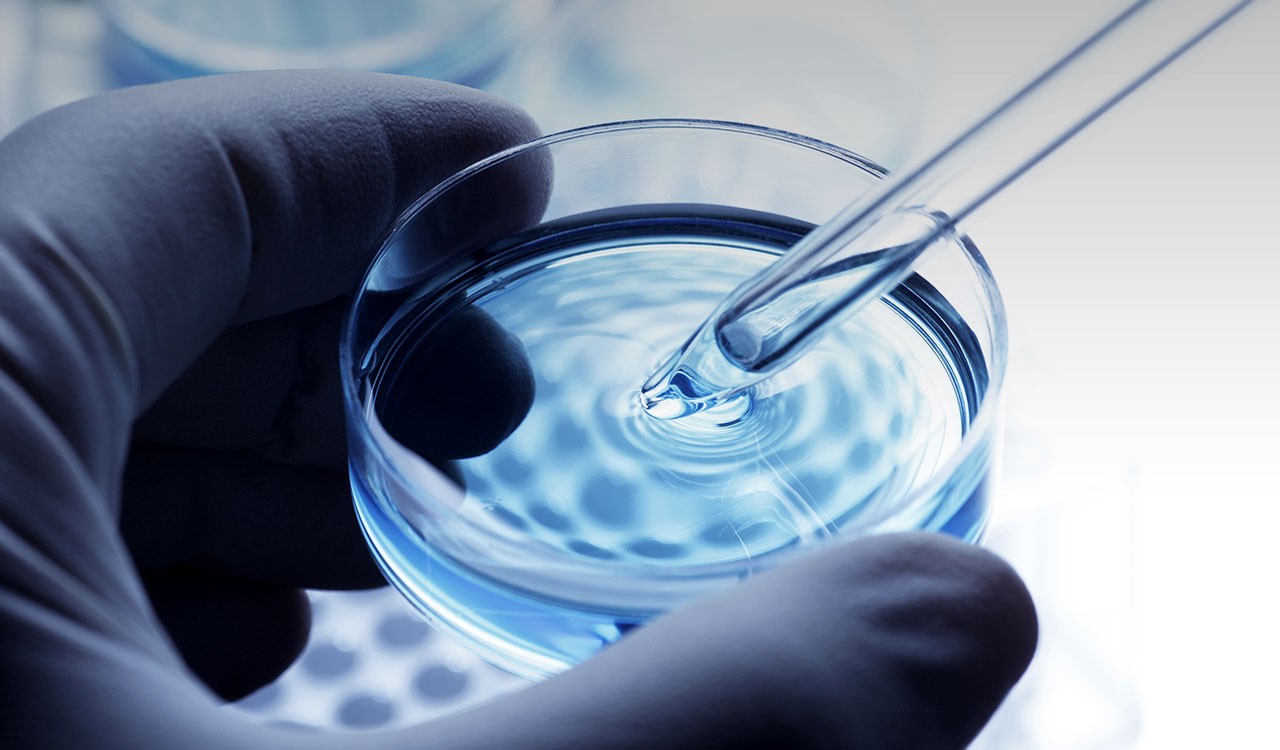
[[941, 1, 1280, 746]]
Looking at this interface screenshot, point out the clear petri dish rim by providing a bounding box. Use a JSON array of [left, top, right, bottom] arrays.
[[341, 118, 1009, 589]]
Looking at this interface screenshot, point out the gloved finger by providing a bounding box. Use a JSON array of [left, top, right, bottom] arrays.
[[125, 300, 531, 581], [143, 566, 310, 702], [122, 444, 384, 590], [396, 533, 1038, 750], [0, 69, 548, 486], [371, 306, 536, 460], [132, 300, 534, 470], [131, 297, 353, 471]]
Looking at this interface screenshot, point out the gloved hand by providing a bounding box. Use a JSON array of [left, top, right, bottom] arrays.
[[0, 71, 1036, 749]]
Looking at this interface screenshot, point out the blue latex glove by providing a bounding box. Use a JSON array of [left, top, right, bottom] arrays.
[[0, 71, 1036, 749]]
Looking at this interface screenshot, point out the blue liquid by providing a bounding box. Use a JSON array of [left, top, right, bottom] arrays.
[[350, 207, 995, 678]]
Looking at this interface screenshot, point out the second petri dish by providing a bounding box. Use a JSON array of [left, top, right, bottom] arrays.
[[96, 0, 554, 87]]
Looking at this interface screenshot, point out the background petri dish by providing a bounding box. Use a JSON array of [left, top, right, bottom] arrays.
[[94, 0, 554, 86], [485, 0, 933, 169]]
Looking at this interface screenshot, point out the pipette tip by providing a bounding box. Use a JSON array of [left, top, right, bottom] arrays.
[[639, 369, 709, 420]]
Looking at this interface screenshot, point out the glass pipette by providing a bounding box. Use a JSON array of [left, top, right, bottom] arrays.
[[640, 0, 1255, 420]]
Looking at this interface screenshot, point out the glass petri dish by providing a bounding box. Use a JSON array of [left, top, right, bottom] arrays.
[[95, 0, 554, 87], [342, 120, 1007, 679]]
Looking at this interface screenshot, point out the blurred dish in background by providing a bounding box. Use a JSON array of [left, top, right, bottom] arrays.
[[94, 0, 554, 87], [1, 0, 34, 135], [486, 0, 933, 169]]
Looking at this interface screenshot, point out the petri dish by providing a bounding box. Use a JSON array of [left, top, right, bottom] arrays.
[[95, 0, 554, 87], [342, 120, 1007, 679], [484, 0, 933, 169]]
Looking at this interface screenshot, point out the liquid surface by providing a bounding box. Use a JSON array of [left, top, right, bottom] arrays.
[[351, 208, 992, 676], [456, 249, 946, 561]]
